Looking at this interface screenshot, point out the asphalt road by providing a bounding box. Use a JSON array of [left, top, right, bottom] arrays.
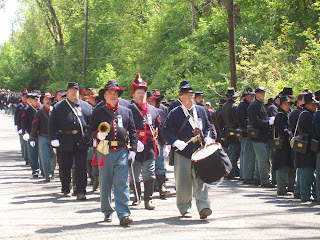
[[0, 110, 319, 240]]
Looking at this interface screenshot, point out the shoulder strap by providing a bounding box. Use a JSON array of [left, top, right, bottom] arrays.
[[293, 110, 308, 137], [177, 115, 190, 138], [41, 109, 49, 121], [66, 99, 85, 137], [102, 105, 116, 120], [132, 103, 158, 140]]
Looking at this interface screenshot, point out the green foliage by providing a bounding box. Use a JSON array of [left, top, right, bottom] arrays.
[[0, 0, 320, 105]]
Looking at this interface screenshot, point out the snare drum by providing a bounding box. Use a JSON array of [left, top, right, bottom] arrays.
[[191, 143, 232, 183]]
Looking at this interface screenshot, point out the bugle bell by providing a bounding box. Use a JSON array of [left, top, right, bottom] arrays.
[[98, 122, 111, 134]]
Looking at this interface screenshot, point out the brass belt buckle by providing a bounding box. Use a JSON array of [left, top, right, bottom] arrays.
[[110, 141, 118, 146], [72, 130, 78, 134]]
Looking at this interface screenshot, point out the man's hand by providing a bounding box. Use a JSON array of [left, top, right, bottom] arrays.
[[51, 139, 60, 148], [163, 145, 170, 157], [137, 140, 144, 152], [204, 137, 215, 145], [269, 116, 275, 125], [97, 132, 108, 141], [23, 133, 30, 141], [128, 151, 136, 164], [173, 140, 188, 151], [30, 141, 35, 147]]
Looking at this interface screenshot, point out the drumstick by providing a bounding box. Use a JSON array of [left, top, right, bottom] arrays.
[[175, 134, 200, 152], [205, 130, 210, 150]]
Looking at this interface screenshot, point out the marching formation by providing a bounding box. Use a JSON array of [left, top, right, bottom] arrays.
[[1, 75, 320, 227]]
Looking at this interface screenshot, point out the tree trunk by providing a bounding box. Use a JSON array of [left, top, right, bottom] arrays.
[[227, 0, 237, 90], [191, 0, 196, 32], [82, 0, 89, 85], [46, 0, 64, 46], [218, 0, 237, 89]]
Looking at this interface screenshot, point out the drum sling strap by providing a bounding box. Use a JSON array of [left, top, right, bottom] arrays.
[[66, 99, 85, 138], [133, 103, 160, 157], [168, 115, 190, 166]]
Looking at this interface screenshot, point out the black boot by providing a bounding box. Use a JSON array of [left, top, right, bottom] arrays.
[[93, 177, 99, 191], [144, 180, 155, 210], [132, 181, 141, 206], [156, 175, 170, 199]]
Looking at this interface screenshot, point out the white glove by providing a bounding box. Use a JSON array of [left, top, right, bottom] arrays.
[[51, 139, 60, 148], [23, 133, 30, 141], [205, 137, 215, 145], [137, 140, 144, 152], [173, 140, 188, 151], [97, 132, 108, 141], [53, 148, 57, 154], [14, 125, 18, 132], [30, 141, 35, 147], [163, 145, 170, 157], [268, 116, 275, 125], [128, 151, 136, 164], [18, 129, 22, 134]]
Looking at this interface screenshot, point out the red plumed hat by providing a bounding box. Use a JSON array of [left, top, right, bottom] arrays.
[[131, 73, 147, 95], [22, 88, 28, 96]]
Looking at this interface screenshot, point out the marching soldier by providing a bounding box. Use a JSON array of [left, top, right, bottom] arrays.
[[151, 89, 168, 114], [88, 80, 137, 226], [195, 91, 213, 124], [273, 96, 295, 195], [49, 82, 93, 200], [14, 89, 29, 164], [213, 99, 228, 151], [30, 93, 56, 182], [236, 87, 256, 184], [313, 90, 320, 204], [128, 73, 167, 210], [295, 93, 317, 202], [21, 91, 41, 177], [222, 87, 241, 179], [146, 91, 170, 199], [162, 80, 215, 219], [247, 86, 276, 188], [289, 92, 306, 199]]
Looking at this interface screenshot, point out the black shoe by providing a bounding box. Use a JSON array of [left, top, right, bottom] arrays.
[[242, 179, 255, 184], [44, 177, 51, 182], [104, 214, 112, 222], [77, 192, 86, 200], [93, 178, 99, 192], [294, 194, 301, 199], [254, 180, 260, 186], [144, 200, 155, 210], [277, 191, 291, 196], [63, 191, 72, 197], [32, 173, 39, 178], [199, 208, 212, 220], [120, 216, 133, 226], [261, 183, 276, 188], [25, 162, 29, 165]]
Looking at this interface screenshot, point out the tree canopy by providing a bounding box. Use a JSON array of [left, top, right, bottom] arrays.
[[1, 0, 320, 104]]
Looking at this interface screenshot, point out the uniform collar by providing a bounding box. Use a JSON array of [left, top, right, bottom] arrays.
[[106, 102, 119, 110]]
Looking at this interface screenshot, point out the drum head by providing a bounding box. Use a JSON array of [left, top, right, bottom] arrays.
[[191, 143, 221, 162]]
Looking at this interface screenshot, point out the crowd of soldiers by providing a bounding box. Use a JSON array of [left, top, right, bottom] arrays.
[[1, 76, 320, 227]]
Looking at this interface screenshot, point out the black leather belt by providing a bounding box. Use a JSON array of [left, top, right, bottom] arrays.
[[39, 133, 49, 138], [107, 141, 125, 147], [59, 130, 78, 134]]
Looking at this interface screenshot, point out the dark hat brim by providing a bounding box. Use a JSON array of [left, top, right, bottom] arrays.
[[40, 95, 54, 103], [227, 92, 240, 98], [99, 87, 124, 100], [302, 99, 319, 106]]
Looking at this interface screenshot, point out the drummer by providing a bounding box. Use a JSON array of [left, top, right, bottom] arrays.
[[162, 81, 216, 219]]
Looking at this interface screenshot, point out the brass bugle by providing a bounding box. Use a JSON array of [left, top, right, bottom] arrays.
[[98, 122, 111, 134]]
